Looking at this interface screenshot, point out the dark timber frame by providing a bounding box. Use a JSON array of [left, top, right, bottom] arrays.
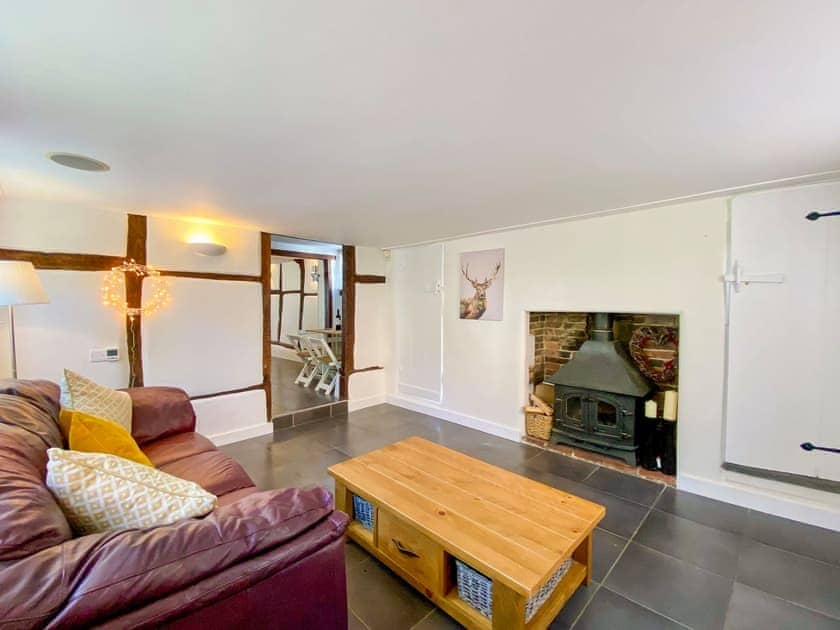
[[0, 215, 274, 419], [269, 250, 336, 347], [339, 245, 386, 397], [3, 221, 389, 413]]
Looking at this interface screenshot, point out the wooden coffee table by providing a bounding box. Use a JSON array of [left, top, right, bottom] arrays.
[[328, 437, 605, 629]]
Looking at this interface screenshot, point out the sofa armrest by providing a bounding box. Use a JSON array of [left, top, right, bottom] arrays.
[[126, 387, 195, 444], [2, 487, 342, 629], [97, 525, 349, 630]]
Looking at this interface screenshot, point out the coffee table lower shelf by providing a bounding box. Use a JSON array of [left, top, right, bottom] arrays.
[[345, 520, 588, 630]]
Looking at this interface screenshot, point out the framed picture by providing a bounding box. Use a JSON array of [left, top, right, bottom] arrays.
[[459, 248, 504, 320]]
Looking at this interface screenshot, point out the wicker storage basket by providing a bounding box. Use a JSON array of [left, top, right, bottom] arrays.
[[455, 557, 573, 622], [525, 407, 553, 440], [352, 495, 375, 530]]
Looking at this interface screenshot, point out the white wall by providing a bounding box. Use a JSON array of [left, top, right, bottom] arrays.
[[15, 271, 129, 388], [141, 278, 263, 396], [388, 195, 840, 530], [191, 389, 268, 445], [147, 215, 260, 275], [1, 200, 131, 387], [0, 199, 270, 445], [350, 247, 390, 410], [0, 198, 126, 255]]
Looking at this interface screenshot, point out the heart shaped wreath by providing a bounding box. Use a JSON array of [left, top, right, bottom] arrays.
[[628, 326, 678, 385]]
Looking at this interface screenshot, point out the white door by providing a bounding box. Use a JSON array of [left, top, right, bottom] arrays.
[[725, 182, 840, 482], [392, 244, 444, 402], [817, 205, 840, 482]]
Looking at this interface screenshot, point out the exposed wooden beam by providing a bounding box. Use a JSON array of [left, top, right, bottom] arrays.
[[0, 248, 123, 271], [340, 244, 356, 399], [324, 258, 333, 328], [275, 258, 283, 342], [355, 274, 386, 284], [350, 365, 384, 375], [158, 270, 261, 282], [190, 382, 265, 401], [271, 248, 335, 261], [297, 259, 305, 330], [261, 232, 272, 421], [125, 214, 146, 387]]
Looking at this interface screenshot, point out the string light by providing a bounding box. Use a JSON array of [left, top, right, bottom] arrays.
[[101, 259, 171, 319]]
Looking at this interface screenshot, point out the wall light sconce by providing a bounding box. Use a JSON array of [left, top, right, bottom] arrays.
[[186, 235, 227, 257]]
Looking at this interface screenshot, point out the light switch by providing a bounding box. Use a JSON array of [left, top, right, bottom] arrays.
[[90, 347, 120, 363]]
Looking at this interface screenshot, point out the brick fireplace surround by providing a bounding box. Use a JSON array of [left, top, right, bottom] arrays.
[[528, 312, 679, 485], [530, 312, 679, 385]]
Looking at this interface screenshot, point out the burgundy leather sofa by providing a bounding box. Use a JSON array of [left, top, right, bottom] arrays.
[[0, 379, 349, 629]]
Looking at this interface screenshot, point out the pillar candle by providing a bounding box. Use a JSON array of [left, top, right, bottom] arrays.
[[663, 390, 678, 421], [644, 400, 657, 418]]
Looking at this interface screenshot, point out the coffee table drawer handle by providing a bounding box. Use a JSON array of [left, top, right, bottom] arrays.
[[392, 538, 420, 558]]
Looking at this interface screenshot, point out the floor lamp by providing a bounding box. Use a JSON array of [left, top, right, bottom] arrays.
[[0, 261, 49, 379]]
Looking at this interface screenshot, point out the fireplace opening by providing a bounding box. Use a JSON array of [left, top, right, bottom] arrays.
[[526, 311, 679, 481]]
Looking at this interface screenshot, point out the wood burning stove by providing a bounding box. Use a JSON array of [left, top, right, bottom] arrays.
[[546, 313, 651, 466]]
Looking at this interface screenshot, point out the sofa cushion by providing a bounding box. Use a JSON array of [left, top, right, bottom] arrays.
[[141, 431, 217, 467], [0, 379, 63, 447], [60, 369, 132, 432], [46, 448, 217, 535], [159, 450, 255, 497], [216, 486, 259, 507], [127, 387, 196, 445], [67, 411, 153, 466], [0, 487, 339, 628], [94, 514, 349, 630], [0, 380, 72, 560]]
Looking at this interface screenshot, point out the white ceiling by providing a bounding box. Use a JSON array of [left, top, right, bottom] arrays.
[[2, 2, 840, 247]]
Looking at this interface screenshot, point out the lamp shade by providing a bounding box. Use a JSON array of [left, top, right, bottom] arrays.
[[0, 261, 49, 306]]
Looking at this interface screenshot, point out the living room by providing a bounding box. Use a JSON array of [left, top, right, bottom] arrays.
[[1, 3, 839, 629]]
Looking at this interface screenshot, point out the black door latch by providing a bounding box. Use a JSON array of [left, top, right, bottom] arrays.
[[800, 442, 840, 454]]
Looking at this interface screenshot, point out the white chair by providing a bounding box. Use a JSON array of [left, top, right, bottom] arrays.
[[306, 334, 341, 396], [289, 333, 319, 387]]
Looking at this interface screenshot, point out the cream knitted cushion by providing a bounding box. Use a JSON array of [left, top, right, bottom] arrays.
[[46, 448, 217, 535], [60, 369, 132, 432]]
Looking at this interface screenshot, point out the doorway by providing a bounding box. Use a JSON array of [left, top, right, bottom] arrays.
[[269, 235, 344, 425]]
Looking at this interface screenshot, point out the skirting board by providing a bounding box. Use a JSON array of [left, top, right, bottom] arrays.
[[678, 473, 840, 532], [207, 422, 273, 447], [349, 393, 388, 412], [386, 394, 521, 442]]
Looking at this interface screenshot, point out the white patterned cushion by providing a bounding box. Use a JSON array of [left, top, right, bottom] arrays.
[[46, 448, 217, 535], [60, 369, 132, 432]]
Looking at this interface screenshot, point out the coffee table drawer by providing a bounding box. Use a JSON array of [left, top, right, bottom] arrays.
[[377, 509, 442, 594]]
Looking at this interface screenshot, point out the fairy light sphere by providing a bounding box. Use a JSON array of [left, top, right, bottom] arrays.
[[101, 259, 171, 318]]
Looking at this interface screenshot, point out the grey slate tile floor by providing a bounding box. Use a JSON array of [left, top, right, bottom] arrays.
[[220, 404, 840, 630]]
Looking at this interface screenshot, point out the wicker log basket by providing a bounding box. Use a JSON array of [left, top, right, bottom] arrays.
[[525, 393, 553, 440], [525, 408, 553, 440]]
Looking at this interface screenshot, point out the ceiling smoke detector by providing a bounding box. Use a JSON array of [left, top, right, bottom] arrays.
[[47, 152, 110, 172]]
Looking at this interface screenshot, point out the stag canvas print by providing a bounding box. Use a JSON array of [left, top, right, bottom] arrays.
[[459, 248, 505, 320]]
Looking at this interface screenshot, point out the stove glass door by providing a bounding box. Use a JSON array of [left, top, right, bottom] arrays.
[[592, 398, 623, 438], [560, 394, 585, 431]]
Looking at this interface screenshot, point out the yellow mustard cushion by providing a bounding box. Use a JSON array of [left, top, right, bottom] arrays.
[[67, 411, 153, 467], [58, 407, 74, 442]]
